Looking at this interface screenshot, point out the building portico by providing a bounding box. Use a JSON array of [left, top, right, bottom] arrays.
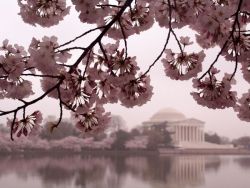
[[142, 108, 205, 148]]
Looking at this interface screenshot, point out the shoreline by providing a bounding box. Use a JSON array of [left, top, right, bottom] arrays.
[[1, 148, 250, 156], [158, 148, 250, 155]]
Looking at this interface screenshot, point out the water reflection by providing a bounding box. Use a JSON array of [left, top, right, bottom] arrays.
[[234, 157, 250, 170], [0, 154, 250, 188]]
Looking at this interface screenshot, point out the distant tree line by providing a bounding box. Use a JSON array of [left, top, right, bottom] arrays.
[[1, 116, 250, 152], [0, 115, 173, 152]]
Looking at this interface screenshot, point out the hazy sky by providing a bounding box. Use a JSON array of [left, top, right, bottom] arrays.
[[0, 1, 249, 139]]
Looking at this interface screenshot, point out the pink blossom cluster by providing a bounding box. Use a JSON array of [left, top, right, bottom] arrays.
[[0, 40, 34, 99], [18, 0, 70, 27], [235, 89, 250, 122], [7, 111, 42, 138], [191, 70, 237, 109], [161, 37, 205, 80]]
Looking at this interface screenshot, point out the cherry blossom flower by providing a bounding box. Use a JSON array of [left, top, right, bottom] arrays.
[[128, 1, 154, 34], [7, 111, 43, 137], [180, 36, 193, 46], [162, 49, 205, 80], [6, 79, 34, 99], [191, 72, 237, 109], [28, 36, 68, 75], [192, 4, 233, 48], [95, 79, 120, 104], [119, 75, 153, 108], [153, 0, 194, 28], [72, 0, 110, 24], [234, 89, 250, 122], [0, 40, 28, 81], [40, 77, 59, 98], [227, 33, 250, 56], [18, 0, 70, 27], [241, 56, 250, 83], [72, 105, 111, 133]]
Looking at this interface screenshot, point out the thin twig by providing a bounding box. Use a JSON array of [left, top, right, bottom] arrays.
[[50, 87, 63, 132], [199, 0, 243, 80], [140, 0, 173, 77], [21, 73, 62, 79], [10, 111, 17, 141], [98, 41, 108, 61], [69, 0, 134, 73], [56, 47, 86, 53], [118, 19, 128, 58], [171, 29, 184, 55], [56, 26, 106, 49], [96, 4, 122, 8]]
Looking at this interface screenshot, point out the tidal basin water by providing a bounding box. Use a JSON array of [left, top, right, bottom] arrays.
[[0, 154, 250, 188]]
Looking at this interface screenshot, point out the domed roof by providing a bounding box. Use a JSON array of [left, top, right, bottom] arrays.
[[150, 108, 186, 122]]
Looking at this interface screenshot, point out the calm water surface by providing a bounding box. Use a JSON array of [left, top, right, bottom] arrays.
[[0, 154, 250, 188]]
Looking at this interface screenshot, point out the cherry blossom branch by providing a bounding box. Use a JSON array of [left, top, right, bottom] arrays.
[[199, 0, 243, 80], [23, 106, 26, 119], [56, 46, 86, 53], [98, 41, 108, 61], [241, 11, 250, 16], [2, 0, 134, 140], [61, 101, 76, 112], [118, 19, 128, 58], [83, 51, 92, 78], [230, 20, 240, 81], [1, 79, 63, 140], [96, 4, 122, 8], [56, 25, 106, 49], [170, 29, 184, 55], [50, 87, 63, 132], [10, 111, 17, 140], [18, 99, 27, 104], [140, 0, 172, 77], [199, 40, 229, 80], [141, 30, 171, 77], [69, 0, 134, 73], [21, 73, 62, 79]]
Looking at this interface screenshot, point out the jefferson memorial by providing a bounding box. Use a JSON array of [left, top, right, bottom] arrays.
[[142, 108, 233, 149]]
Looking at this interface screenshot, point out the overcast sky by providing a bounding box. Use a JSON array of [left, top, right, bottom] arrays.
[[0, 1, 249, 139]]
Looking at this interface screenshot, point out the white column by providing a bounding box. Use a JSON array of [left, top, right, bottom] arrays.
[[181, 126, 184, 142], [194, 127, 197, 143], [176, 126, 178, 142], [184, 126, 186, 141], [190, 127, 193, 142], [180, 126, 182, 142], [192, 127, 194, 142], [199, 128, 202, 142], [186, 126, 188, 142], [185, 125, 188, 142], [179, 126, 181, 141], [176, 126, 180, 142], [201, 130, 204, 142], [189, 126, 192, 142], [197, 129, 200, 143], [196, 127, 199, 142], [174, 126, 177, 142], [199, 129, 202, 142]]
